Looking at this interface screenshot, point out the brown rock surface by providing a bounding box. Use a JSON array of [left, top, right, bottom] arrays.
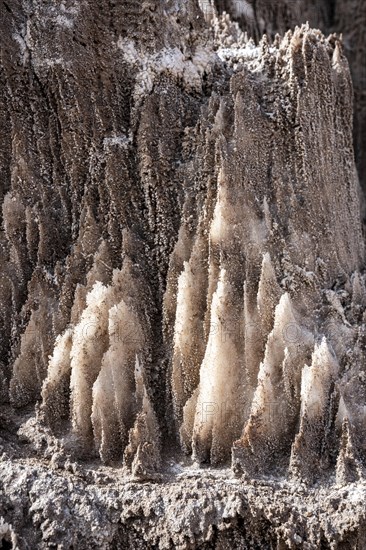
[[0, 1, 366, 547]]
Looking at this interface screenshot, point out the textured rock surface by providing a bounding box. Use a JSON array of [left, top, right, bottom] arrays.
[[211, 0, 366, 194], [1, 0, 366, 547]]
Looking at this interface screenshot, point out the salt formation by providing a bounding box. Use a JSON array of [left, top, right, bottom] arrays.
[[290, 338, 339, 480], [172, 258, 206, 428], [232, 294, 314, 475], [70, 282, 115, 449], [91, 301, 145, 463], [123, 357, 161, 478], [5, 18, 365, 481], [164, 24, 365, 478], [40, 262, 159, 471], [190, 269, 244, 464], [41, 329, 73, 429], [1, 0, 366, 545]]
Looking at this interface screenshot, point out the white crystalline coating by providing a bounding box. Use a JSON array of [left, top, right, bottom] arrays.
[[46, 2, 79, 28], [91, 299, 145, 460], [12, 32, 30, 65], [257, 252, 281, 334], [198, 0, 216, 22], [241, 292, 314, 445], [251, 359, 275, 419], [210, 170, 229, 244], [300, 338, 339, 419], [170, 223, 208, 441], [266, 292, 299, 366], [117, 38, 139, 64], [332, 42, 343, 73], [39, 256, 160, 468], [215, 35, 277, 70], [300, 364, 314, 414], [173, 262, 196, 349], [103, 135, 132, 148], [250, 294, 295, 420], [191, 269, 243, 462], [91, 364, 115, 458], [56, 15, 74, 28], [216, 44, 260, 62], [70, 282, 114, 441], [34, 57, 70, 68], [0, 517, 12, 538], [172, 261, 198, 415], [117, 38, 216, 98], [60, 2, 79, 15], [42, 329, 73, 401], [193, 272, 228, 440]]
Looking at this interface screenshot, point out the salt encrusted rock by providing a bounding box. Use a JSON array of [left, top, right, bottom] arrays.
[[32, 21, 365, 479], [1, 0, 366, 546], [3, 0, 365, 477]]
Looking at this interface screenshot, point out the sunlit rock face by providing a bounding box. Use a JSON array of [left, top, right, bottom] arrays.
[[2, 2, 366, 548], [1, 0, 366, 491], [165, 24, 365, 479]]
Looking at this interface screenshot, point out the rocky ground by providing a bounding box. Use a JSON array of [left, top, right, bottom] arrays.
[[1, 410, 366, 550]]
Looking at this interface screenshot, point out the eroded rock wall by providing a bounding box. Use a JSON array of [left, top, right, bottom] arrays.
[[210, 0, 366, 194], [1, 1, 366, 547]]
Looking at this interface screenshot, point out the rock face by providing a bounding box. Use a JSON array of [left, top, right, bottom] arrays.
[[1, 1, 366, 547], [212, 0, 366, 194]]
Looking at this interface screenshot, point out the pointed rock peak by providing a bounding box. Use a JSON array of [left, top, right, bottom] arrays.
[[325, 289, 350, 326], [300, 338, 339, 418], [281, 29, 293, 50], [273, 33, 281, 48], [290, 28, 303, 54], [214, 98, 232, 132], [198, 0, 216, 23], [86, 239, 113, 287], [312, 337, 338, 374], [336, 394, 351, 427], [332, 42, 343, 71], [113, 258, 132, 284], [336, 418, 362, 485], [124, 357, 161, 478], [95, 238, 111, 262], [85, 281, 109, 308], [273, 292, 296, 330], [257, 252, 282, 335], [259, 34, 270, 54], [41, 328, 74, 428], [261, 252, 275, 278]]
